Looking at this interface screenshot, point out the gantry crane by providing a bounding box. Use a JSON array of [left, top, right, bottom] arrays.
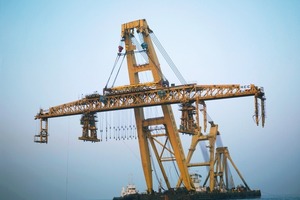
[[34, 19, 266, 194]]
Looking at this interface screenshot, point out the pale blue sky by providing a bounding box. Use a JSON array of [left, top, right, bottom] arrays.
[[1, 1, 300, 199]]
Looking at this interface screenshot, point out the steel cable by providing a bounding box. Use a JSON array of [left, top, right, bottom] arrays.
[[105, 54, 121, 88], [150, 33, 187, 84]]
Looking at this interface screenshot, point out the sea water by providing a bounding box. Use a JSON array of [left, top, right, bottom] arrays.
[[260, 194, 300, 200]]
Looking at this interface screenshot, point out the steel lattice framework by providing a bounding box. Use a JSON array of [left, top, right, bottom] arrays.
[[34, 19, 266, 194], [35, 84, 265, 120]]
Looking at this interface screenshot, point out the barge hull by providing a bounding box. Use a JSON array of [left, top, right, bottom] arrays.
[[113, 190, 261, 200]]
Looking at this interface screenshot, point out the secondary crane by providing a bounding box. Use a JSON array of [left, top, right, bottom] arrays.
[[34, 19, 266, 194]]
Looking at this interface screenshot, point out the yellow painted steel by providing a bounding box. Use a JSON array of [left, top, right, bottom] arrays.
[[122, 19, 192, 192], [208, 124, 218, 190], [214, 147, 251, 190], [35, 84, 265, 120], [122, 19, 154, 193], [34, 19, 266, 192]]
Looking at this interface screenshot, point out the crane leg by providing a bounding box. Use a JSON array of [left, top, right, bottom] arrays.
[[162, 105, 193, 191], [34, 118, 48, 143], [254, 97, 259, 126], [208, 124, 217, 191], [261, 98, 266, 127], [135, 108, 153, 194]]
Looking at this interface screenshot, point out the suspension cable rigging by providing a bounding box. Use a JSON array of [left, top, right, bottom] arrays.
[[149, 147, 165, 191], [150, 32, 187, 85], [112, 53, 126, 88], [132, 35, 167, 82], [105, 54, 121, 89]]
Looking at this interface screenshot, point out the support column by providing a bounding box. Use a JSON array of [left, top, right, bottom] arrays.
[[135, 107, 153, 193], [208, 124, 218, 191], [162, 105, 193, 191], [34, 118, 48, 143]]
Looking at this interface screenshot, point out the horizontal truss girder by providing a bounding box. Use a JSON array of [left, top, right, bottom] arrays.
[[35, 84, 265, 119]]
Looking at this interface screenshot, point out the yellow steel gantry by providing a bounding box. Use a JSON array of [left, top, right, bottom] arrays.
[[35, 84, 265, 120], [34, 19, 266, 194]]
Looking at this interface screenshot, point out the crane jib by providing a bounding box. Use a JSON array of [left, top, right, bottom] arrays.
[[35, 84, 265, 119]]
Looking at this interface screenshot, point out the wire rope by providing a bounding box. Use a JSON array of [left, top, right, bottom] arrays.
[[65, 118, 70, 200], [131, 36, 149, 63], [150, 33, 187, 84], [132, 35, 167, 81], [167, 142, 180, 180], [112, 54, 126, 88], [149, 147, 165, 191], [105, 54, 121, 88]]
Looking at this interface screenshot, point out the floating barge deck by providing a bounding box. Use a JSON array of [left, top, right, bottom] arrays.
[[113, 189, 261, 200]]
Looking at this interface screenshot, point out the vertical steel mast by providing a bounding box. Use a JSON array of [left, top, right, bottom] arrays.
[[121, 19, 193, 193]]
